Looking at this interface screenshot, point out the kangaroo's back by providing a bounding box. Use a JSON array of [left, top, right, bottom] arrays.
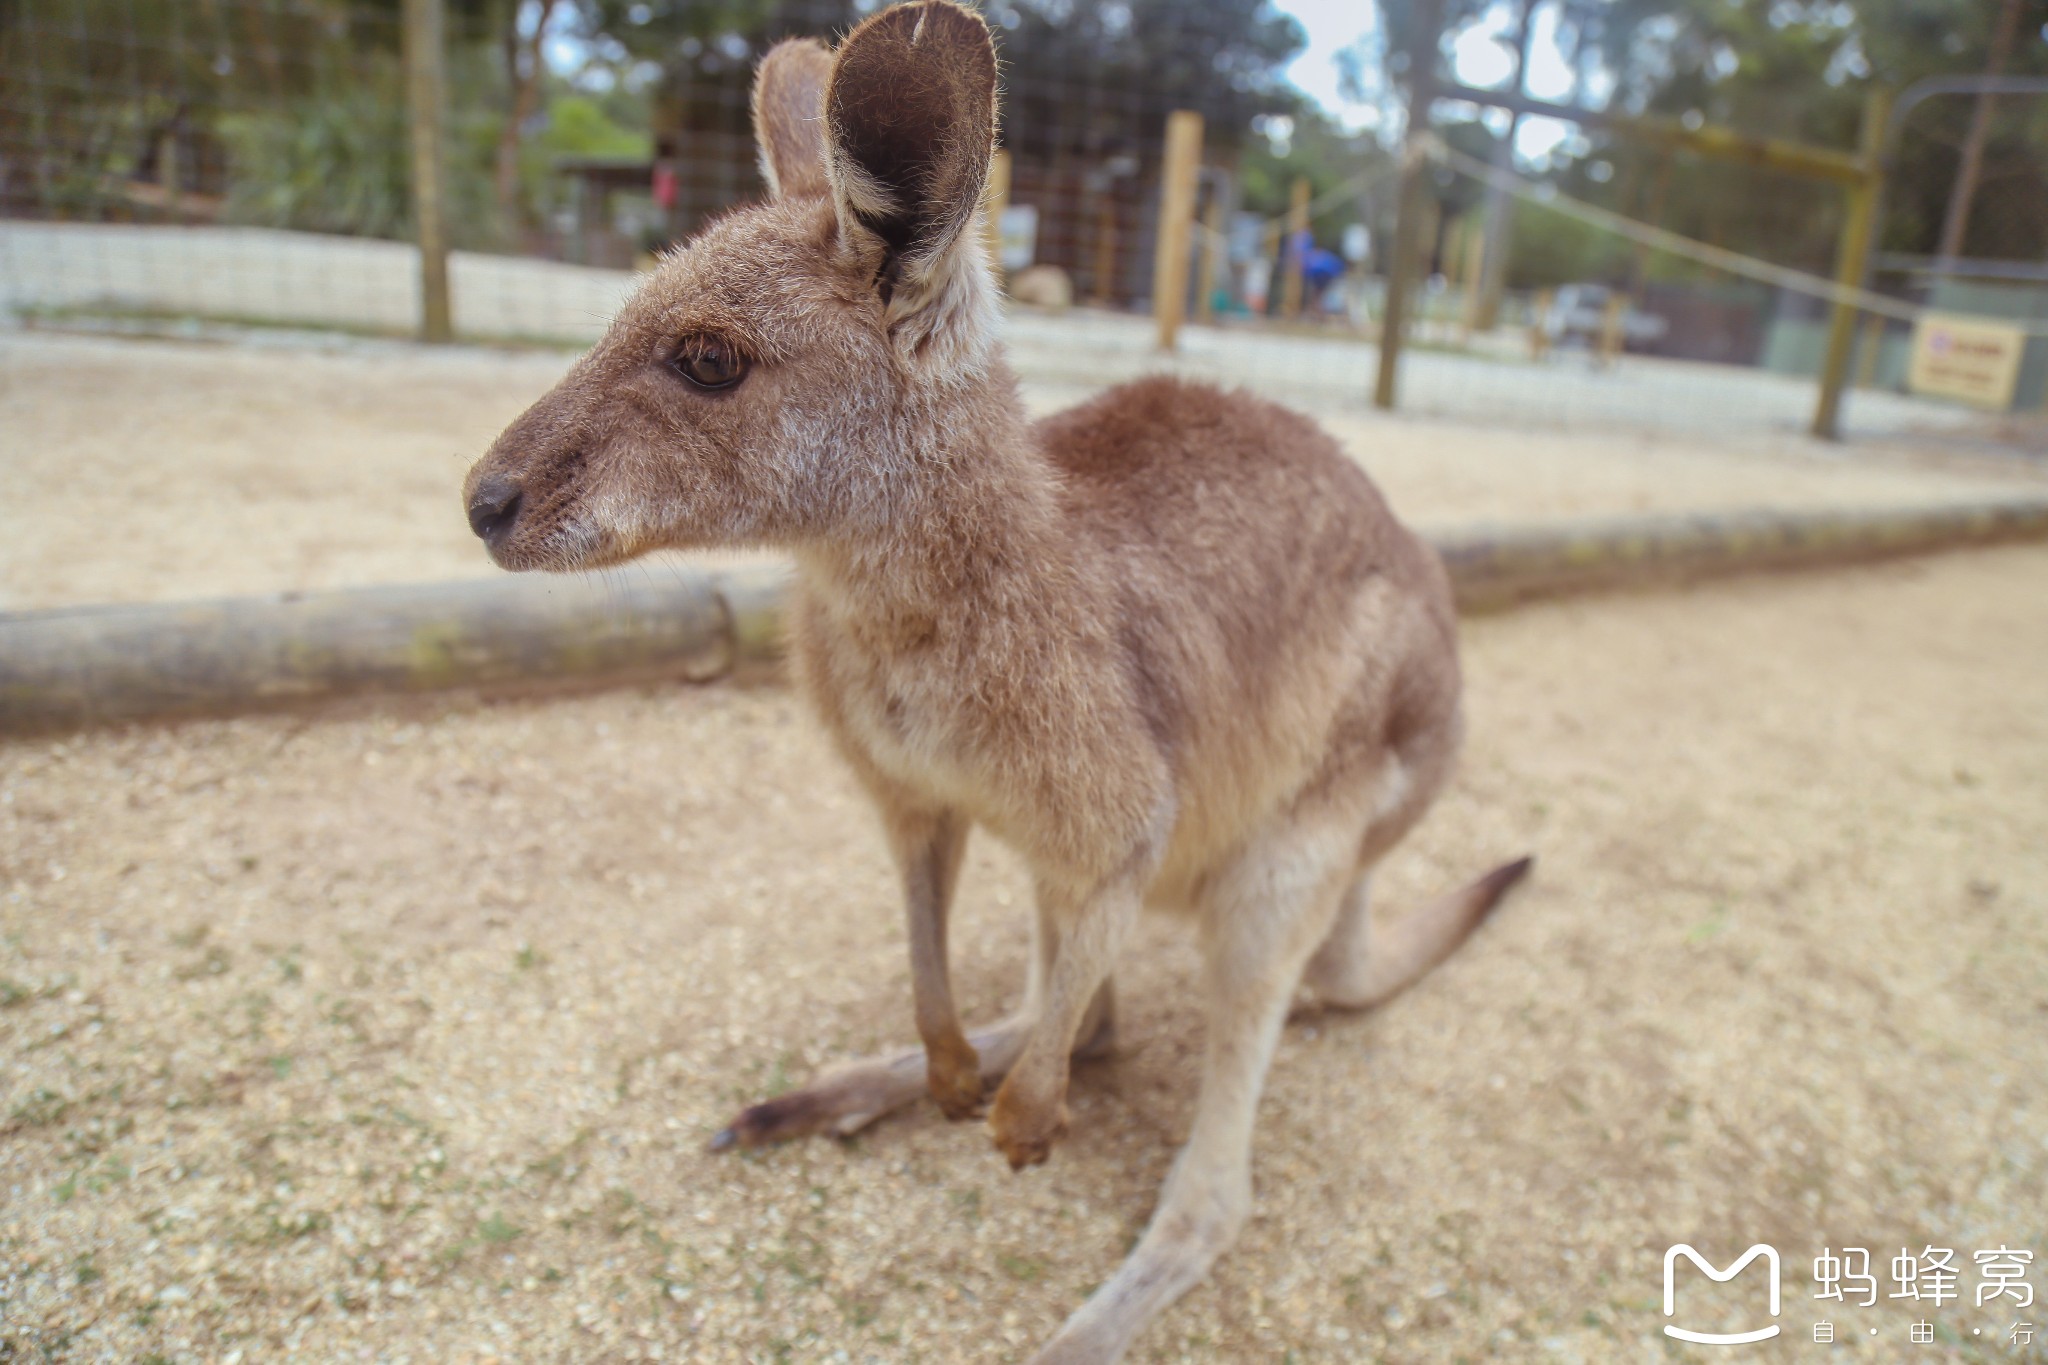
[[1036, 375, 1462, 892], [1038, 375, 1449, 625]]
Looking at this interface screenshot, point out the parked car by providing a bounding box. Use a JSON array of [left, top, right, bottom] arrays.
[[1541, 283, 1670, 350]]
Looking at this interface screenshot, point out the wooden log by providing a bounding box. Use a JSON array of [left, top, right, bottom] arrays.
[[1437, 499, 2048, 613], [3, 504, 2044, 735], [0, 569, 779, 733]]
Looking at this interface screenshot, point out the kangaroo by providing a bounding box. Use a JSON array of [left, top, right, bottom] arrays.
[[461, 3, 1529, 1357]]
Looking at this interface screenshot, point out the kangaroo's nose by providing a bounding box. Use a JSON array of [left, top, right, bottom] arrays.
[[467, 474, 523, 544]]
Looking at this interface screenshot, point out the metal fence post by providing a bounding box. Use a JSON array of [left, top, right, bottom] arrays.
[[403, 0, 454, 344], [1811, 86, 1890, 439], [1374, 0, 1447, 410], [1152, 110, 1203, 351]]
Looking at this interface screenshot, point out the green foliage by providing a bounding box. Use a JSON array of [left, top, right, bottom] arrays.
[[540, 94, 652, 161], [1240, 101, 1395, 242], [994, 0, 1307, 150], [478, 1212, 523, 1244], [216, 48, 505, 246], [1548, 0, 2048, 265], [1506, 199, 1629, 290], [216, 78, 413, 240]]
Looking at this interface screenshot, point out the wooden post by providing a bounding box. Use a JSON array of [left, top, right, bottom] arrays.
[[1855, 313, 1885, 389], [1152, 110, 1203, 350], [1475, 0, 1537, 331], [1090, 200, 1118, 307], [1596, 291, 1627, 369], [1410, 192, 1443, 341], [1529, 288, 1553, 361], [1458, 215, 1485, 340], [1195, 175, 1225, 324], [1258, 222, 1280, 315], [403, 0, 453, 343], [1279, 175, 1311, 319], [1937, 0, 2023, 264], [982, 148, 1011, 285], [1375, 0, 1447, 410], [1626, 152, 1674, 299], [160, 128, 183, 223], [1812, 86, 1890, 440]]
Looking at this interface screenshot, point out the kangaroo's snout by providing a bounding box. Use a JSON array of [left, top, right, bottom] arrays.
[[467, 473, 523, 546]]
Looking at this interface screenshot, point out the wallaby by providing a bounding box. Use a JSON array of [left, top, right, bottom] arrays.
[[462, 3, 1530, 1358]]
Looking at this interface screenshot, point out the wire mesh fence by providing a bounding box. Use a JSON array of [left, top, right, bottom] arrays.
[[3, 0, 2045, 446]]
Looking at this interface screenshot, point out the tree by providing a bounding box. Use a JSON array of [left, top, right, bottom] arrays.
[[494, 0, 565, 234], [1572, 0, 2048, 265], [1393, 0, 2048, 282], [1239, 99, 1396, 242], [1935, 0, 2026, 260]]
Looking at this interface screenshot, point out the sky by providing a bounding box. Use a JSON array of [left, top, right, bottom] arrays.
[[1273, 0, 1602, 164]]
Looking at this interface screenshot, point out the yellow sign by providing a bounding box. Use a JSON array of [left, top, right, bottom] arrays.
[[1907, 313, 2027, 409]]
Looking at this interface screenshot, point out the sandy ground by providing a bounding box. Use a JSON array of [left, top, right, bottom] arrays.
[[4, 543, 2045, 1362], [4, 329, 2044, 612]]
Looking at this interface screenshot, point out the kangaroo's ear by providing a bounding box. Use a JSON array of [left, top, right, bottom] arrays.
[[753, 38, 833, 200], [825, 0, 996, 307]]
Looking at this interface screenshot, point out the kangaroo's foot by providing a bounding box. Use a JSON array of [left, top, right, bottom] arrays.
[[710, 985, 1116, 1153], [711, 1009, 1110, 1151]]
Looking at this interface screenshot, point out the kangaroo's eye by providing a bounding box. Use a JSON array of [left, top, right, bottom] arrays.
[[671, 338, 748, 391]]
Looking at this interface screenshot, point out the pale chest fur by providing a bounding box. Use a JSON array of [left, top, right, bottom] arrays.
[[789, 574, 1170, 885], [791, 580, 1007, 823]]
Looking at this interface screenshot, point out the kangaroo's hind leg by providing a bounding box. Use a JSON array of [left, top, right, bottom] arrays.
[[1030, 808, 1364, 1364]]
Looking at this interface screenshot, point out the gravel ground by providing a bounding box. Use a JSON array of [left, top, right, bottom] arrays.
[[5, 543, 2045, 1363], [4, 330, 2043, 612]]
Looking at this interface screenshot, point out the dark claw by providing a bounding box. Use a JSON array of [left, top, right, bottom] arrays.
[[932, 1090, 987, 1124], [707, 1092, 835, 1153], [1003, 1139, 1053, 1172]]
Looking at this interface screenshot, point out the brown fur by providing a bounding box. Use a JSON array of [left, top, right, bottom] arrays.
[[461, 4, 1528, 1359], [752, 39, 834, 200]]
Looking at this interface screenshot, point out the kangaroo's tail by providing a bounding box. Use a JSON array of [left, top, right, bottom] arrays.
[[1319, 856, 1533, 1009]]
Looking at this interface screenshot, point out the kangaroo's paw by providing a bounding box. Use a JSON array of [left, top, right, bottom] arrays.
[[926, 1038, 988, 1122], [710, 1014, 1049, 1152], [987, 1082, 1070, 1171]]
